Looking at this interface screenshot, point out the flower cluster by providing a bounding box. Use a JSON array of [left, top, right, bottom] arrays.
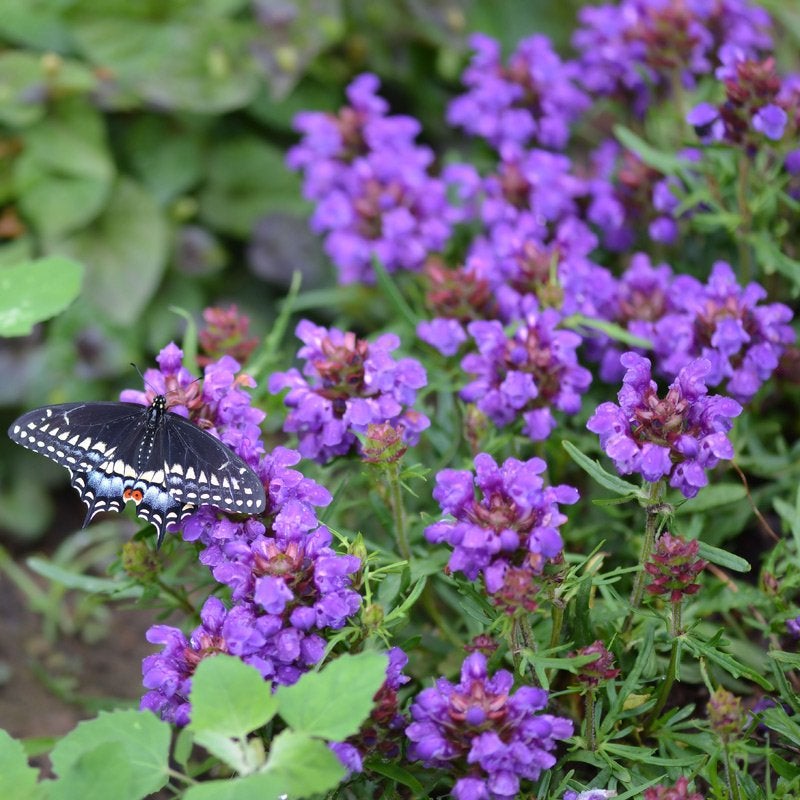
[[572, 0, 772, 114], [406, 652, 573, 800], [708, 687, 743, 742], [269, 320, 429, 463], [460, 304, 592, 441], [287, 73, 455, 283], [197, 304, 259, 367], [597, 259, 795, 402], [587, 353, 742, 498], [447, 32, 589, 152], [645, 532, 707, 602], [425, 453, 578, 599], [128, 345, 363, 723]]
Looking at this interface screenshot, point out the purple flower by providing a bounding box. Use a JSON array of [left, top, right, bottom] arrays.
[[447, 33, 589, 151], [460, 304, 591, 440], [425, 453, 578, 595], [788, 616, 800, 638], [653, 261, 795, 403], [752, 103, 788, 140], [406, 652, 573, 799], [140, 596, 231, 726], [587, 353, 742, 498], [564, 792, 617, 800], [269, 320, 430, 462], [287, 73, 456, 283], [572, 0, 772, 114]]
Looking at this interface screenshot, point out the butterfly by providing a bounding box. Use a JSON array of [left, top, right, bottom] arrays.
[[7, 395, 267, 547]]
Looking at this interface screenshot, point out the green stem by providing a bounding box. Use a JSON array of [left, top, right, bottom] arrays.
[[387, 462, 410, 562], [644, 635, 679, 733], [585, 691, 597, 751], [155, 577, 196, 617], [421, 584, 462, 648], [509, 614, 535, 674], [723, 742, 742, 800], [630, 481, 665, 612], [548, 596, 565, 651]]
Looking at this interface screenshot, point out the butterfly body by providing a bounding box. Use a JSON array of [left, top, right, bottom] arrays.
[[8, 396, 266, 546]]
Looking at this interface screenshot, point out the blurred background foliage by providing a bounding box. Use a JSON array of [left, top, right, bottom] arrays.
[[0, 0, 582, 543]]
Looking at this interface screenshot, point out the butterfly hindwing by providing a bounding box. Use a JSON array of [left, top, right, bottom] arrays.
[[8, 398, 266, 547]]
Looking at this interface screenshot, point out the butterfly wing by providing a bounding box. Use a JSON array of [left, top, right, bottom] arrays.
[[160, 413, 267, 516], [9, 402, 266, 547]]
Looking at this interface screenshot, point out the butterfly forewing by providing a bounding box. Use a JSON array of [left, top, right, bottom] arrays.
[[8, 399, 266, 547]]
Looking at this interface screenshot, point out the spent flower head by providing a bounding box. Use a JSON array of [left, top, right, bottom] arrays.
[[708, 687, 743, 742], [587, 352, 742, 498], [645, 532, 707, 602], [572, 640, 620, 689], [405, 652, 573, 799]]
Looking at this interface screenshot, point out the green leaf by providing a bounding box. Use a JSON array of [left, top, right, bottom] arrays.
[[0, 52, 77, 128], [683, 634, 772, 690], [199, 137, 306, 237], [561, 440, 642, 498], [191, 731, 266, 775], [26, 556, 142, 598], [184, 772, 290, 800], [14, 102, 114, 239], [263, 730, 346, 797], [49, 710, 170, 799], [695, 541, 750, 573], [0, 0, 71, 51], [48, 741, 132, 800], [0, 728, 42, 800], [189, 655, 277, 738], [122, 116, 205, 204], [564, 313, 653, 348], [69, 12, 260, 113], [49, 177, 168, 325], [761, 705, 800, 747], [749, 230, 800, 289], [0, 256, 83, 337], [363, 758, 425, 793], [614, 125, 686, 174], [673, 483, 747, 514], [275, 652, 387, 740]]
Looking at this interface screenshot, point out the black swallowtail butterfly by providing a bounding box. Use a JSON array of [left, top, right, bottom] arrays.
[[7, 396, 267, 547]]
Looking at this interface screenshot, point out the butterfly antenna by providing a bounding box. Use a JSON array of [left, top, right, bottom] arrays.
[[130, 362, 159, 396]]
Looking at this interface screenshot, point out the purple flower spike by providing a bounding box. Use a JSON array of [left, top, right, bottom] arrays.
[[406, 652, 573, 799], [287, 73, 457, 284], [460, 305, 591, 440], [587, 353, 742, 498], [425, 453, 578, 595], [270, 320, 429, 463], [653, 261, 795, 403], [447, 32, 589, 152]]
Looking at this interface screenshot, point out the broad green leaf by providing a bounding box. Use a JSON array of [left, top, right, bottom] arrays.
[[121, 116, 206, 204], [0, 0, 71, 51], [48, 741, 132, 800], [69, 13, 260, 113], [275, 652, 387, 740], [49, 710, 170, 799], [263, 730, 346, 797], [0, 256, 83, 337], [184, 771, 290, 800], [761, 705, 800, 747], [0, 729, 42, 800], [191, 731, 265, 775], [189, 655, 277, 738], [199, 137, 306, 237], [49, 177, 168, 325], [561, 440, 642, 498], [14, 102, 114, 239]]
